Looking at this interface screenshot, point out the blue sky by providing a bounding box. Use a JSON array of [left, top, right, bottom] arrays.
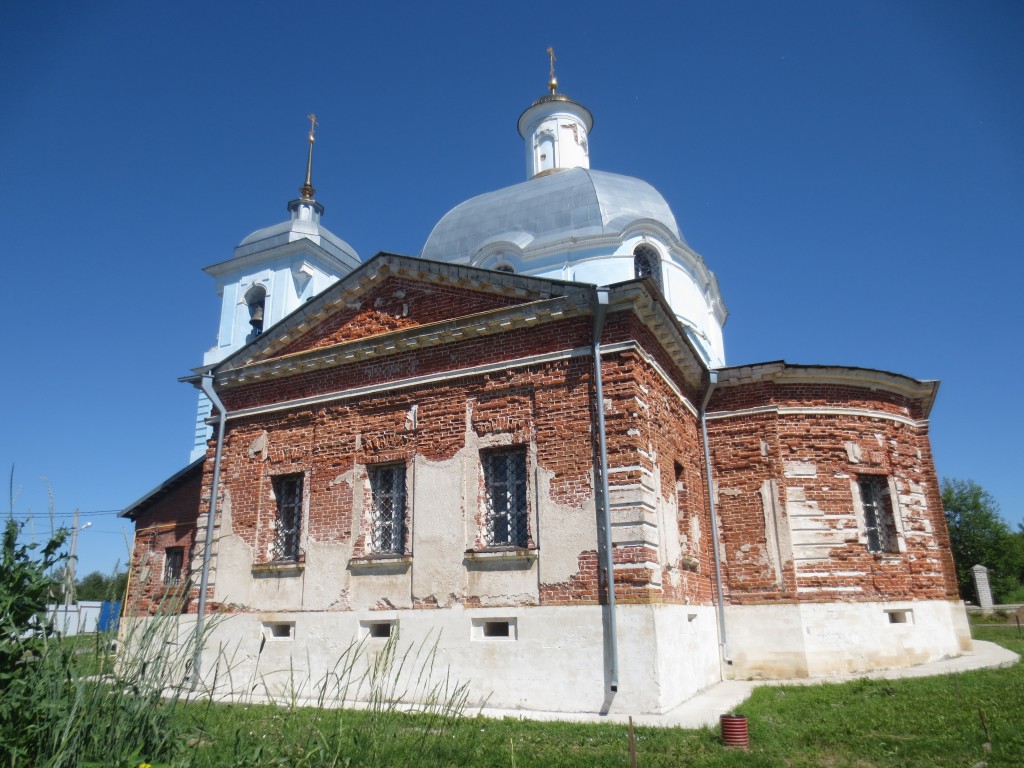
[[1, 1, 1021, 579]]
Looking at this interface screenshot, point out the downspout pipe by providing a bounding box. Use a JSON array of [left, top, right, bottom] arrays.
[[699, 370, 732, 666], [191, 373, 227, 691], [591, 287, 618, 692]]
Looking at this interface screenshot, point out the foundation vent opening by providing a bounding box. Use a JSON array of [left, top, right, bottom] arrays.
[[472, 617, 518, 641], [885, 609, 913, 625], [367, 621, 395, 639], [264, 622, 295, 640], [484, 621, 510, 637]]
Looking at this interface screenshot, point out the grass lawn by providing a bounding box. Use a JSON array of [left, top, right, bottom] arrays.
[[163, 624, 1023, 768]]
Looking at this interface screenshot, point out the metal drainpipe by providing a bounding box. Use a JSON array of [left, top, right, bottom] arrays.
[[591, 287, 618, 692], [191, 374, 227, 690], [700, 370, 731, 666]]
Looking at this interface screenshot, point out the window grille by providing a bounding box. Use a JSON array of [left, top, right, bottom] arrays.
[[163, 547, 184, 585], [369, 464, 406, 554], [482, 448, 528, 547], [858, 476, 897, 554], [271, 474, 303, 562], [633, 244, 663, 290]]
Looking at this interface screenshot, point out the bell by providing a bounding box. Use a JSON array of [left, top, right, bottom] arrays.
[[249, 304, 264, 329]]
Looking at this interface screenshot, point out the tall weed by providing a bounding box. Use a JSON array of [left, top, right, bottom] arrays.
[[2, 485, 473, 766]]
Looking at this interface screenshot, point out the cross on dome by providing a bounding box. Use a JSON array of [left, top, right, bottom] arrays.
[[300, 113, 318, 201]]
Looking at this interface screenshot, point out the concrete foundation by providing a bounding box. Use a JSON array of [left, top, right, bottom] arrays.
[[186, 603, 721, 715], [724, 599, 972, 679]]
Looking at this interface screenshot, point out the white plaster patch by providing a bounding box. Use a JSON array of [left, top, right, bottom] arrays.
[[329, 470, 352, 488], [248, 431, 269, 461], [536, 466, 597, 585], [784, 461, 817, 478]]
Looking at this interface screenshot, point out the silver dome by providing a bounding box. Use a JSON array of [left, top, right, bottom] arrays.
[[420, 168, 684, 263]]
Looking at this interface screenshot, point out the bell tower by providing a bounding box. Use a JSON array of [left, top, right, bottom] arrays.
[[189, 116, 361, 460]]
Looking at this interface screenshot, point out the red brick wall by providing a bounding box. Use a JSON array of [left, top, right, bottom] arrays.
[[138, 284, 957, 620], [221, 315, 594, 412], [275, 277, 533, 357], [707, 381, 958, 604], [125, 469, 202, 616], [185, 304, 717, 612]]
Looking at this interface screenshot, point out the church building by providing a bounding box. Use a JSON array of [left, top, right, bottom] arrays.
[[122, 65, 969, 716]]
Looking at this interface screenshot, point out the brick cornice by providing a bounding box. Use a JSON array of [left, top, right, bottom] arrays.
[[714, 362, 939, 416]]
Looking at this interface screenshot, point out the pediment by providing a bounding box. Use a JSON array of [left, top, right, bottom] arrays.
[[216, 253, 592, 372]]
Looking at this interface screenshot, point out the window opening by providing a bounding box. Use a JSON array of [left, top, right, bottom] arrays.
[[858, 476, 898, 554], [369, 463, 406, 554], [272, 474, 303, 562], [367, 622, 394, 639], [163, 547, 184, 585], [482, 448, 528, 547], [633, 244, 663, 290], [674, 461, 686, 519]]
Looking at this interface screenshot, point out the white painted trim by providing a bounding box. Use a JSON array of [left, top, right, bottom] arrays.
[[706, 404, 927, 429]]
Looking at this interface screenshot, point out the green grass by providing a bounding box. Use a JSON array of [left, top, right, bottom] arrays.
[[155, 625, 1023, 768], [10, 623, 1022, 767]]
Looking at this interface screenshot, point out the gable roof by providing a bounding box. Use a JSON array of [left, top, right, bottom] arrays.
[[189, 253, 712, 415], [119, 457, 204, 521]]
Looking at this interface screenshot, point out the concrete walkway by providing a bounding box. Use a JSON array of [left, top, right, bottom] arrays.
[[474, 640, 1020, 729]]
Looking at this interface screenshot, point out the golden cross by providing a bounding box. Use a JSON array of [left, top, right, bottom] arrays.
[[547, 47, 556, 81], [307, 113, 318, 142]]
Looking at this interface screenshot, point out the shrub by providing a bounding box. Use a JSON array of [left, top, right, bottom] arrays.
[[0, 517, 70, 763]]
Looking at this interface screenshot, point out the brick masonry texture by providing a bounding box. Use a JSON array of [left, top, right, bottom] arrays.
[[126, 467, 201, 615], [707, 381, 958, 604], [126, 273, 958, 620], [275, 277, 531, 357]]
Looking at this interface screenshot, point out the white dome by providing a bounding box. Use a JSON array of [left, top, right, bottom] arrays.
[[421, 168, 684, 263], [417, 85, 727, 367]]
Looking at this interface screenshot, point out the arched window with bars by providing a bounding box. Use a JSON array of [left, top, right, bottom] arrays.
[[633, 244, 663, 290]]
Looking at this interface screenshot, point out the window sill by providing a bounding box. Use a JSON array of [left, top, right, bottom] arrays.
[[252, 561, 304, 576], [464, 547, 538, 569], [349, 554, 412, 573]]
